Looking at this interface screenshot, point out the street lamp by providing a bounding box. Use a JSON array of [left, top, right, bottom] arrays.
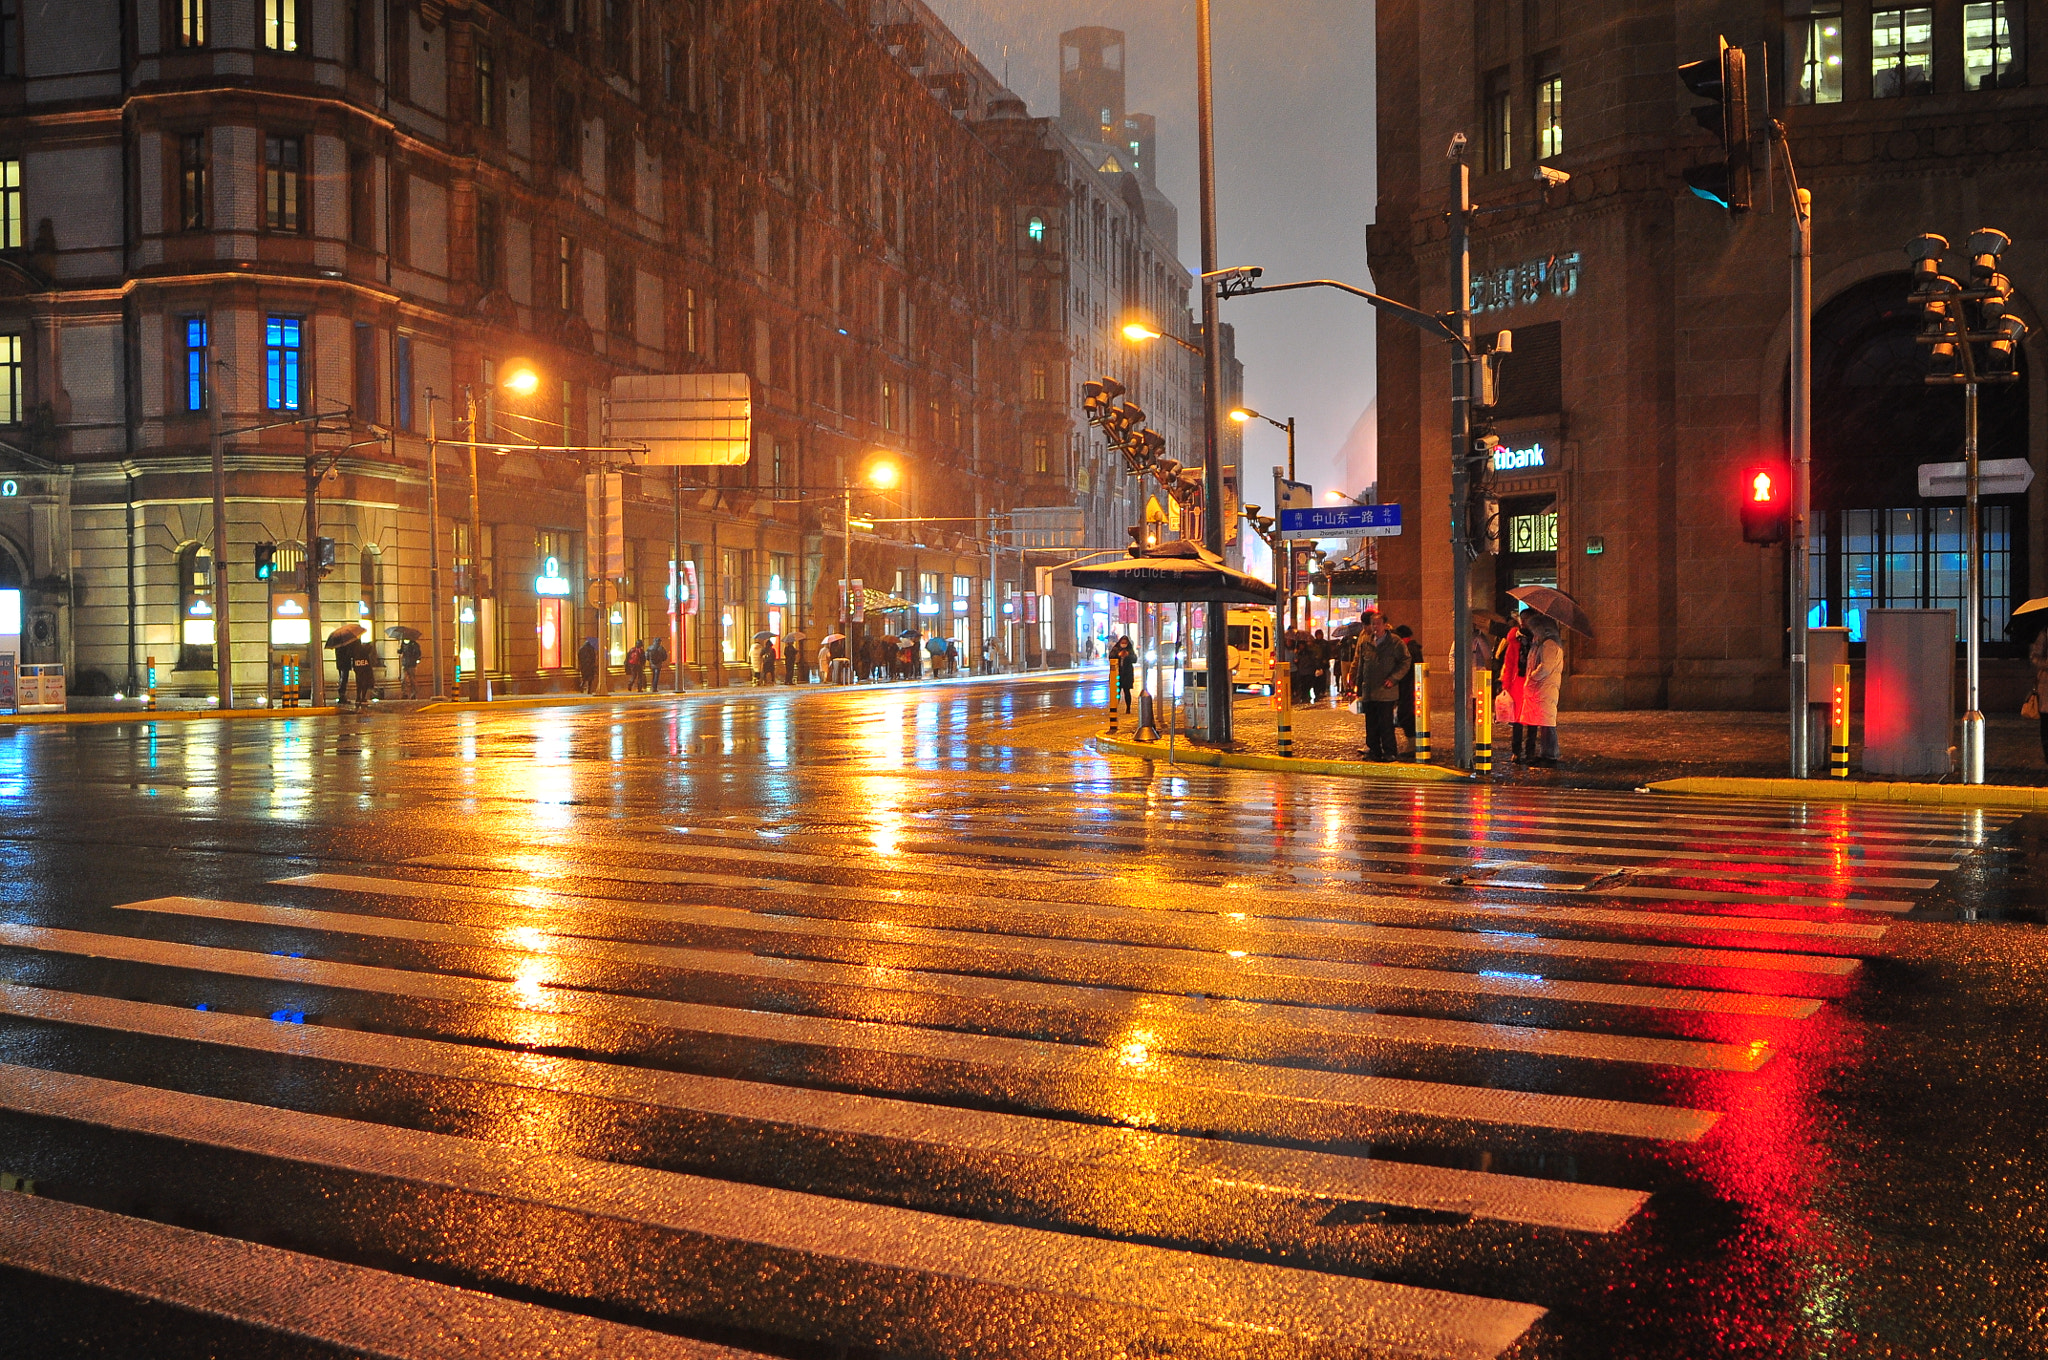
[[1122, 319, 1206, 357], [1230, 407, 1296, 481], [839, 455, 900, 682]]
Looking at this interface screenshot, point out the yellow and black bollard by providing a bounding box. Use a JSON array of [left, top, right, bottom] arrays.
[[1472, 665, 1493, 775], [1106, 656, 1119, 735], [1412, 661, 1431, 763], [144, 654, 156, 709], [1830, 661, 1851, 778], [280, 653, 301, 708]]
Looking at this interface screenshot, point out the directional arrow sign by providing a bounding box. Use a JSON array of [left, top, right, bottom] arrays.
[[1280, 503, 1402, 539], [1918, 458, 2035, 499]]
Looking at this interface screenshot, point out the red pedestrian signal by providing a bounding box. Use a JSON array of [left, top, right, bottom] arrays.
[[1741, 466, 1788, 544]]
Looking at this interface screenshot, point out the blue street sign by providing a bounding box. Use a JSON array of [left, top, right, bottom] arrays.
[[1279, 502, 1402, 538]]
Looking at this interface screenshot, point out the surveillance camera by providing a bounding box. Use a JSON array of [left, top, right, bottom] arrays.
[[1535, 165, 1570, 187], [1446, 132, 1469, 160], [1200, 264, 1263, 284]]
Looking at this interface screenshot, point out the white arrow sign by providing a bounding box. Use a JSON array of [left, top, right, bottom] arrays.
[[1918, 458, 2035, 499]]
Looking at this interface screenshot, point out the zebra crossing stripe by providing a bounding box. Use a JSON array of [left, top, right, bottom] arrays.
[[0, 979, 1649, 1234], [0, 1062, 1547, 1359]]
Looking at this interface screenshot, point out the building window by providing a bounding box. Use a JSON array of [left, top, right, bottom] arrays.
[[0, 333, 21, 425], [881, 379, 895, 430], [685, 286, 698, 353], [475, 44, 495, 127], [391, 171, 410, 264], [183, 318, 208, 413], [175, 135, 207, 231], [603, 0, 632, 72], [607, 126, 633, 204], [177, 544, 215, 670], [344, 0, 370, 69], [0, 158, 19, 250], [1032, 434, 1050, 474], [557, 234, 574, 311], [607, 258, 633, 334], [1872, 8, 1935, 96], [1826, 506, 2011, 642], [265, 316, 302, 411], [179, 0, 206, 46], [353, 322, 376, 421], [555, 94, 579, 172], [263, 136, 302, 232], [261, 0, 297, 52], [1030, 365, 1047, 401], [1028, 215, 1045, 243], [476, 197, 500, 292], [1964, 1, 2023, 89], [1787, 4, 1845, 103], [1484, 68, 1513, 173], [1535, 66, 1563, 159], [395, 333, 413, 431], [347, 149, 373, 246]]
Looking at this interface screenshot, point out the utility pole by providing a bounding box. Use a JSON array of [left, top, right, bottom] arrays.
[[425, 390, 447, 699], [464, 386, 485, 702], [303, 421, 324, 708], [1789, 183, 1813, 777], [1448, 135, 1476, 769], [672, 466, 685, 691], [208, 362, 233, 710], [1194, 0, 1230, 741]]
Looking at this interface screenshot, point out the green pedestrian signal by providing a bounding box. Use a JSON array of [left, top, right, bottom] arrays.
[[255, 542, 276, 581]]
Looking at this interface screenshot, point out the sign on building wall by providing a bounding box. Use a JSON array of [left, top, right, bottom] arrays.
[[584, 472, 624, 581], [609, 373, 753, 465], [1471, 251, 1583, 316]]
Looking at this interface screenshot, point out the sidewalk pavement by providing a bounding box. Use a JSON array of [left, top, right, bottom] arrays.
[[1192, 692, 2048, 792]]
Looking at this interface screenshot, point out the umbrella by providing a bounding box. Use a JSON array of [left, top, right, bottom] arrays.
[[2005, 598, 2048, 639], [822, 634, 847, 645], [1070, 540, 1276, 606], [1507, 585, 1594, 638], [325, 623, 366, 648], [753, 630, 774, 641], [384, 625, 422, 641]]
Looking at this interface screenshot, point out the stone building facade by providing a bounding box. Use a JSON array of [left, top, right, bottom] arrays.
[[4, 0, 1056, 698], [1372, 0, 2046, 709]]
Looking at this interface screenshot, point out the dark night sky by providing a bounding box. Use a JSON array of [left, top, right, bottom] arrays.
[[929, 0, 1379, 498]]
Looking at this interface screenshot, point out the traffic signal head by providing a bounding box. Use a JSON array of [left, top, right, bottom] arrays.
[[1740, 466, 1788, 544], [313, 536, 336, 571], [1678, 37, 1752, 213], [254, 542, 276, 581]]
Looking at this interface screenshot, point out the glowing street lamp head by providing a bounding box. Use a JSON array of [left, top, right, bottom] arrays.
[[501, 362, 541, 397], [866, 458, 900, 490], [1229, 408, 1257, 423], [1122, 321, 1163, 343]]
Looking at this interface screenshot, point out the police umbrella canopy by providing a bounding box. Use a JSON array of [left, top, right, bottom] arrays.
[[1070, 540, 1277, 606]]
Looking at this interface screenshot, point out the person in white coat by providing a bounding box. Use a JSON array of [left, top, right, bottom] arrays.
[[1517, 614, 1565, 766]]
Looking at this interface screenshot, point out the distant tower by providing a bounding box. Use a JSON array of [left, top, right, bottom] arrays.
[[1059, 27, 1125, 145]]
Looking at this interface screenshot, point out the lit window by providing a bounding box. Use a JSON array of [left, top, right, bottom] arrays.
[[265, 315, 302, 412], [0, 334, 20, 425], [1536, 73, 1563, 159], [179, 0, 205, 46], [557, 234, 574, 311], [178, 545, 215, 669], [262, 0, 297, 52], [1787, 4, 1844, 103], [1028, 215, 1045, 242], [476, 45, 495, 127], [1032, 434, 1050, 474], [1964, 1, 2023, 90], [183, 318, 208, 413], [1030, 365, 1047, 401], [0, 158, 18, 250], [1872, 8, 1935, 97], [264, 136, 302, 232]]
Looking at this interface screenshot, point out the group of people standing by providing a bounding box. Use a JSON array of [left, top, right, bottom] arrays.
[[575, 636, 671, 692], [1492, 609, 1565, 766]]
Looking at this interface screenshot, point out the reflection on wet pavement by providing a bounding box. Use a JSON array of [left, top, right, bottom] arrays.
[[0, 675, 2033, 1358]]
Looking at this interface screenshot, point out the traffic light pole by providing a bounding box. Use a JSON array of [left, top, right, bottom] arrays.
[[1963, 379, 1984, 782], [1195, 0, 1231, 742], [304, 422, 325, 709], [1789, 183, 1813, 777], [1449, 142, 1476, 771]]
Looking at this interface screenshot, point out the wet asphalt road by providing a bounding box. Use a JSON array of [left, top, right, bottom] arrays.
[[0, 673, 2041, 1359]]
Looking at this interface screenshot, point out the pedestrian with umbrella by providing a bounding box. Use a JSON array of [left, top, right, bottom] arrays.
[[577, 637, 599, 692], [2016, 598, 2048, 767], [1507, 585, 1592, 769], [351, 634, 379, 709], [925, 632, 947, 679], [327, 623, 365, 708], [750, 631, 775, 685], [783, 632, 806, 684], [389, 625, 423, 699]]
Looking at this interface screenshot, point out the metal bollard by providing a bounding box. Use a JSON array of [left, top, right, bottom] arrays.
[[144, 654, 156, 709], [1413, 662, 1431, 762], [1472, 665, 1493, 775], [1830, 662, 1851, 778], [279, 652, 301, 708], [1106, 659, 1119, 735]]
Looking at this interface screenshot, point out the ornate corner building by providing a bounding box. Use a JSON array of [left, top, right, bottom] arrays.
[[1373, 0, 2042, 709], [0, 0, 1124, 697]]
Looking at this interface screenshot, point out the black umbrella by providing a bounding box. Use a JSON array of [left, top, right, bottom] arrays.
[[1070, 541, 1276, 606]]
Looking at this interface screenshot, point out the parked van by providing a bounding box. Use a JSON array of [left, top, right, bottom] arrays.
[[1224, 608, 1276, 695]]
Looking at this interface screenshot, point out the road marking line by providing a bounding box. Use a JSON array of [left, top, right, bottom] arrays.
[[397, 852, 1890, 945], [0, 1061, 1548, 1358], [0, 980, 1649, 1233], [117, 897, 1779, 1072], [0, 1192, 762, 1360], [281, 873, 1824, 1022], [0, 923, 1722, 1141]]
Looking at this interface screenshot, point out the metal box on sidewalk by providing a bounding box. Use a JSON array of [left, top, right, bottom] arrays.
[[1862, 609, 1954, 777]]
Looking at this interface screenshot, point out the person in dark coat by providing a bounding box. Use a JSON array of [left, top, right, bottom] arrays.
[[576, 637, 599, 692], [1353, 612, 1411, 761], [1109, 636, 1136, 713], [1393, 624, 1425, 753], [351, 642, 377, 709], [647, 635, 669, 691], [333, 638, 357, 707]]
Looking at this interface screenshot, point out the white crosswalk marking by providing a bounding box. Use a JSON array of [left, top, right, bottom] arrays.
[[0, 729, 2005, 1359]]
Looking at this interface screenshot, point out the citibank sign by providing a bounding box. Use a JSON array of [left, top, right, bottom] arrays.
[[1492, 441, 1547, 472]]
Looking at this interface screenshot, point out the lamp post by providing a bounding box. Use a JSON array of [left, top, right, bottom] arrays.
[[1234, 406, 1297, 710], [207, 360, 232, 710], [423, 389, 448, 700], [1193, 0, 1230, 741]]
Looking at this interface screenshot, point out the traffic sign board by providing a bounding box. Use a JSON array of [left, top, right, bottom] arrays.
[[1280, 503, 1402, 539], [1918, 458, 2034, 499]]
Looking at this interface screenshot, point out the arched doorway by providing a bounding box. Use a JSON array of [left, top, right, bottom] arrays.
[[1806, 273, 2028, 651]]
